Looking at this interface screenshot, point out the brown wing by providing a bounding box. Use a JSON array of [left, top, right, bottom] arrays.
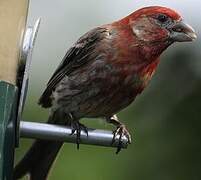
[[38, 27, 108, 108]]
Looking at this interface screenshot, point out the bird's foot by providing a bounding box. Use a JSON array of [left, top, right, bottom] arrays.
[[70, 121, 88, 149], [112, 124, 131, 154]]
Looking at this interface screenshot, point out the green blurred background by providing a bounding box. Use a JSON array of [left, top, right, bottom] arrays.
[[15, 0, 201, 179]]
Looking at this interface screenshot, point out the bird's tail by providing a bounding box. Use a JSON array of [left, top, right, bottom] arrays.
[[14, 110, 69, 180]]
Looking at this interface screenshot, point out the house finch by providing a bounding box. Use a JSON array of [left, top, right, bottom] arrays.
[[14, 6, 196, 180]]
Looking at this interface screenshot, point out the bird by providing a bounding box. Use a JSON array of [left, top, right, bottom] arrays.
[[14, 6, 196, 180]]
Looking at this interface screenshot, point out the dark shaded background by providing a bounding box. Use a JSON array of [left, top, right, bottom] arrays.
[[15, 1, 201, 179]]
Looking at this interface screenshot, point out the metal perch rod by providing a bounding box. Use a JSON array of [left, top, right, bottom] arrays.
[[20, 121, 129, 149]]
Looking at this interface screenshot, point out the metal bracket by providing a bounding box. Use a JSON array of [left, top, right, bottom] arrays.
[[16, 18, 41, 146]]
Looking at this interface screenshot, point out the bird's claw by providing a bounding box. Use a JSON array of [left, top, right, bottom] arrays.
[[70, 121, 88, 149], [112, 124, 131, 154]]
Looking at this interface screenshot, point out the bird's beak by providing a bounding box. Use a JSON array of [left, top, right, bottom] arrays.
[[169, 21, 197, 42]]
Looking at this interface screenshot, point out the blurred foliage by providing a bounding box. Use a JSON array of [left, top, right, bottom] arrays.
[[15, 45, 201, 180]]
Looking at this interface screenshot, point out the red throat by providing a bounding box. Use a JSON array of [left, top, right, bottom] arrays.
[[141, 58, 160, 76], [136, 58, 160, 93]]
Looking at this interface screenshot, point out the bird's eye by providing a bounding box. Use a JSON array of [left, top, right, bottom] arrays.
[[157, 14, 168, 23]]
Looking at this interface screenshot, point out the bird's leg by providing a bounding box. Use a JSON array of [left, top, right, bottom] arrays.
[[68, 113, 88, 149], [106, 115, 131, 154]]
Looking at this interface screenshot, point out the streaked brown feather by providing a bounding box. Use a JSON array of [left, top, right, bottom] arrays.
[[38, 27, 108, 107]]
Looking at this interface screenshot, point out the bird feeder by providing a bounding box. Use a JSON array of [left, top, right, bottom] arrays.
[[0, 0, 28, 179]]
